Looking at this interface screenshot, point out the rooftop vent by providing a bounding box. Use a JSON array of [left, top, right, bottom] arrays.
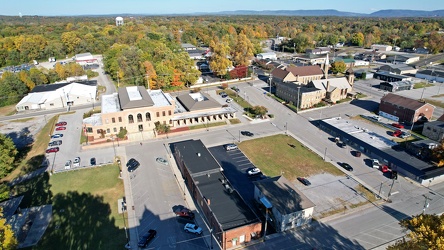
[[197, 153, 201, 157]]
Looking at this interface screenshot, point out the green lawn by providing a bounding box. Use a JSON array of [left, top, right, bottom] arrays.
[[33, 165, 126, 249], [414, 82, 434, 89], [239, 134, 344, 181]]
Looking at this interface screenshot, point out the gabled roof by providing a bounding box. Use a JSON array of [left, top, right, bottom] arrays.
[[254, 176, 315, 215], [381, 93, 431, 111], [118, 86, 154, 110], [176, 93, 220, 111], [417, 69, 444, 78], [271, 67, 292, 80], [311, 77, 351, 91], [286, 65, 324, 77]]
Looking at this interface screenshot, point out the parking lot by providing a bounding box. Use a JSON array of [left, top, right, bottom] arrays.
[[124, 141, 207, 250]]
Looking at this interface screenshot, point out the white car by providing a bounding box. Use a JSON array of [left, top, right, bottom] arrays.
[[64, 160, 72, 169], [184, 223, 202, 235], [226, 98, 232, 103], [371, 159, 380, 169], [73, 157, 81, 167], [247, 167, 261, 176]]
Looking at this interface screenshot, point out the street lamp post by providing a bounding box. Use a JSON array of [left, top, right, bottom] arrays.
[[239, 130, 241, 142], [121, 200, 129, 244], [323, 147, 327, 161], [285, 122, 287, 135], [111, 135, 116, 159]]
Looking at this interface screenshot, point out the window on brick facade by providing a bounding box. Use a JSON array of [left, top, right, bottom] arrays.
[[128, 115, 134, 123], [112, 118, 116, 123], [118, 117, 122, 122], [162, 111, 166, 116], [156, 112, 160, 117], [137, 113, 143, 122]]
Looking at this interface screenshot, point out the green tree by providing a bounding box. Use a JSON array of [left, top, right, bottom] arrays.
[[351, 32, 365, 47], [61, 31, 81, 54], [388, 214, 444, 250], [0, 208, 18, 249], [330, 61, 347, 74], [0, 134, 18, 179], [0, 72, 28, 107]]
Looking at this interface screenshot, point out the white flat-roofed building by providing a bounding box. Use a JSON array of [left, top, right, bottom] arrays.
[[74, 52, 97, 65]]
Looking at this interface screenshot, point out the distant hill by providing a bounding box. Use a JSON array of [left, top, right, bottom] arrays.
[[368, 9, 444, 17], [194, 9, 444, 17], [212, 9, 361, 17]]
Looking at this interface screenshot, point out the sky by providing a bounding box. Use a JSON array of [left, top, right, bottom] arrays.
[[1, 0, 444, 16]]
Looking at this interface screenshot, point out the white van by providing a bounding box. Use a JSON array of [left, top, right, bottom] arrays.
[[224, 144, 238, 151]]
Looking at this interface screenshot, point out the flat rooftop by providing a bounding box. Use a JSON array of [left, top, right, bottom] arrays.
[[101, 89, 173, 114]]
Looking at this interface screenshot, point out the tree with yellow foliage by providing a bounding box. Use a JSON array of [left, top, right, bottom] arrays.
[[232, 32, 254, 67], [0, 208, 18, 249], [388, 214, 444, 250]]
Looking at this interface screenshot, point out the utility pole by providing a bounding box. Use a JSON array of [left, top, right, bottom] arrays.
[[269, 74, 273, 94], [285, 122, 288, 135], [323, 147, 327, 161], [296, 86, 301, 113], [117, 71, 120, 88]]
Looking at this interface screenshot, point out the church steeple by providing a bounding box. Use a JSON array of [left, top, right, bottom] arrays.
[[324, 53, 329, 79]]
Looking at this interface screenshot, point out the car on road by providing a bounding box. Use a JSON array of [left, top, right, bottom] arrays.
[[127, 158, 140, 172], [340, 162, 353, 171], [46, 147, 59, 153], [297, 177, 311, 186], [224, 144, 238, 151], [391, 123, 404, 129], [226, 98, 232, 103], [48, 140, 62, 147], [138, 229, 157, 248], [64, 160, 72, 169], [156, 157, 168, 165], [55, 127, 66, 131], [137, 229, 157, 247], [241, 131, 254, 137], [247, 167, 261, 176], [55, 121, 67, 126], [73, 157, 81, 167], [90, 157, 96, 166], [184, 223, 202, 235], [51, 134, 64, 139], [392, 129, 402, 137]]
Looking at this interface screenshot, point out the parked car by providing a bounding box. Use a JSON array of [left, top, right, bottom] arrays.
[[231, 86, 240, 93], [184, 223, 203, 235], [48, 140, 62, 147], [224, 144, 238, 151], [241, 131, 254, 137], [392, 129, 402, 137], [226, 98, 232, 103], [340, 162, 353, 171], [297, 177, 311, 186], [371, 159, 381, 169], [156, 157, 168, 165], [51, 134, 64, 139], [90, 157, 96, 166], [64, 160, 72, 169], [46, 147, 59, 153], [138, 229, 157, 248], [391, 123, 404, 129], [400, 132, 411, 139], [381, 165, 391, 173], [73, 157, 81, 167], [127, 158, 140, 172], [174, 208, 195, 220], [369, 115, 381, 121], [55, 127, 66, 131], [55, 121, 67, 126], [219, 92, 227, 98], [247, 167, 261, 176]]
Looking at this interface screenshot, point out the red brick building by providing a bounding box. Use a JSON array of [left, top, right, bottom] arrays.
[[379, 93, 434, 123], [172, 140, 262, 249]]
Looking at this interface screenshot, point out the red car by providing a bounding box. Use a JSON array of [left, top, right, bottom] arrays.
[[46, 147, 59, 153], [55, 121, 67, 126], [392, 129, 402, 137], [55, 127, 66, 131], [391, 123, 404, 129], [380, 165, 391, 173]]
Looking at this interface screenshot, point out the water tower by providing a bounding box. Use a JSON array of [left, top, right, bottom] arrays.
[[116, 17, 124, 26]]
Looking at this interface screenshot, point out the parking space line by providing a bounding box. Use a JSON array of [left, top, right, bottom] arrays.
[[238, 163, 253, 167]]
